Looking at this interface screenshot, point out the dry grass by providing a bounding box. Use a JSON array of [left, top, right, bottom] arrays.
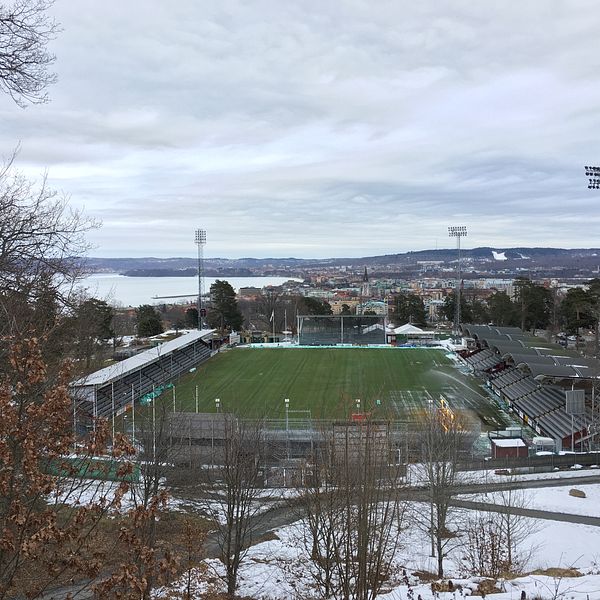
[[531, 567, 583, 578], [8, 509, 213, 597], [412, 570, 439, 582], [475, 578, 502, 596]]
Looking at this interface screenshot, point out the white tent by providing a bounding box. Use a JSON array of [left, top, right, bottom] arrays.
[[393, 323, 425, 335]]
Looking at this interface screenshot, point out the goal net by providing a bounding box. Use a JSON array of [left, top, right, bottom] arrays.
[[297, 315, 386, 346]]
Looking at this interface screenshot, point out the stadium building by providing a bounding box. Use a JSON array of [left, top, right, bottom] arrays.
[[71, 329, 214, 426], [459, 325, 600, 451]]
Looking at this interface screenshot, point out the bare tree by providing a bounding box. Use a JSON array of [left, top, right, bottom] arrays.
[[0, 154, 96, 298], [297, 420, 407, 600], [0, 0, 59, 106], [461, 491, 539, 579], [200, 416, 267, 596], [0, 154, 99, 371], [417, 400, 466, 578]]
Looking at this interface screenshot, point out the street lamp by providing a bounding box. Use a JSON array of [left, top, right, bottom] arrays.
[[284, 398, 290, 461], [448, 225, 468, 339], [195, 229, 207, 329], [284, 398, 290, 431], [355, 398, 361, 412], [215, 398, 220, 413]]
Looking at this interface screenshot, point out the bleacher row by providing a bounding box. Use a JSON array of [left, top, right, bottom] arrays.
[[71, 331, 215, 420], [461, 348, 499, 372], [463, 347, 590, 444], [93, 343, 212, 418]]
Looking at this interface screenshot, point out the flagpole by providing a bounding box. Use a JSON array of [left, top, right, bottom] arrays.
[[131, 384, 136, 443]]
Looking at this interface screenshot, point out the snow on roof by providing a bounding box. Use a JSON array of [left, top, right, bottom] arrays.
[[394, 324, 425, 334], [491, 438, 527, 448], [72, 329, 214, 388]]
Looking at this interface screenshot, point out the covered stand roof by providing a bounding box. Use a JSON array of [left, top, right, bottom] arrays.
[[73, 329, 215, 388]]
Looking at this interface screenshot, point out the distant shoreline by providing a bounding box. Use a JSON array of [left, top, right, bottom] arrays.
[[122, 268, 260, 278]]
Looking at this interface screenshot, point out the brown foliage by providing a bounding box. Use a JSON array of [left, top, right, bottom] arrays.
[[93, 492, 178, 600], [0, 337, 130, 599]]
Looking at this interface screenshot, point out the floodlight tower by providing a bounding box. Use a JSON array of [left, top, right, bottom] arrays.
[[195, 229, 206, 329], [448, 225, 467, 339], [585, 166, 600, 189]]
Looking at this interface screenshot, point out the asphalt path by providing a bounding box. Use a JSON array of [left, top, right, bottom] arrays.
[[40, 473, 600, 599], [450, 498, 600, 526], [202, 473, 600, 559]]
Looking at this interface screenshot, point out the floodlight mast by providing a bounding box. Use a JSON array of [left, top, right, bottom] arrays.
[[584, 166, 600, 189], [195, 229, 207, 329], [448, 225, 467, 339]]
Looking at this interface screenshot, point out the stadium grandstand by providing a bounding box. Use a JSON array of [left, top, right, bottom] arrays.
[[71, 329, 214, 424], [297, 315, 386, 345], [459, 324, 600, 450]]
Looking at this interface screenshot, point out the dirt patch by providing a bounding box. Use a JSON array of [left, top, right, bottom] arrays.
[[413, 570, 439, 582], [476, 578, 502, 596], [531, 567, 583, 578], [253, 530, 280, 545], [569, 488, 586, 498]]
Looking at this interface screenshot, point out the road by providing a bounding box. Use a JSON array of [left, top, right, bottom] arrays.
[[450, 498, 600, 526], [40, 473, 600, 598], [203, 473, 600, 558]]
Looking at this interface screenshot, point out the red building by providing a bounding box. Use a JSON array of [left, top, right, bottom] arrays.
[[490, 437, 528, 459]]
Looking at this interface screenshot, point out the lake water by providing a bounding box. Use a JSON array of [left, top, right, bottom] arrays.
[[78, 274, 302, 307]]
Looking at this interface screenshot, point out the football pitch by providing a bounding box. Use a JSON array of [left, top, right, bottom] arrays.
[[169, 347, 511, 427]]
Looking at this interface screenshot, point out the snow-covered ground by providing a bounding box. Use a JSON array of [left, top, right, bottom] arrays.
[[526, 483, 600, 517], [154, 501, 600, 599], [461, 483, 600, 518], [407, 463, 600, 486], [52, 472, 600, 598]]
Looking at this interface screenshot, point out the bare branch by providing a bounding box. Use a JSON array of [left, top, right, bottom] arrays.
[[0, 0, 59, 106]]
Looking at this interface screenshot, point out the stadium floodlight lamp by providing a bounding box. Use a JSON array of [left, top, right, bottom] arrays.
[[215, 398, 220, 413], [585, 165, 600, 182], [195, 229, 207, 245], [284, 398, 290, 407], [448, 226, 467, 237], [195, 229, 207, 330], [448, 225, 467, 340]]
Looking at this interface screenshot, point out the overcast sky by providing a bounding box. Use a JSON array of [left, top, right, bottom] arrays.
[[2, 1, 600, 259]]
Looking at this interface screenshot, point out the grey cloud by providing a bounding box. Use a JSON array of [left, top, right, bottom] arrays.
[[1, 1, 600, 258]]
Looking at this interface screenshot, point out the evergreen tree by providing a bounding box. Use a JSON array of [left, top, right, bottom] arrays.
[[340, 303, 353, 315], [442, 292, 473, 324], [393, 292, 427, 326], [514, 278, 552, 333], [207, 280, 244, 331], [470, 298, 490, 325], [559, 287, 595, 335], [301, 297, 333, 315], [71, 298, 115, 369], [136, 304, 163, 337], [184, 307, 199, 328], [488, 291, 517, 327]]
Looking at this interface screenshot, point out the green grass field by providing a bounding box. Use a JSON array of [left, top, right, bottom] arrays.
[[166, 347, 510, 426]]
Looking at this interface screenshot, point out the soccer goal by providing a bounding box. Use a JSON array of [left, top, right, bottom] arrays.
[[297, 315, 386, 346]]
